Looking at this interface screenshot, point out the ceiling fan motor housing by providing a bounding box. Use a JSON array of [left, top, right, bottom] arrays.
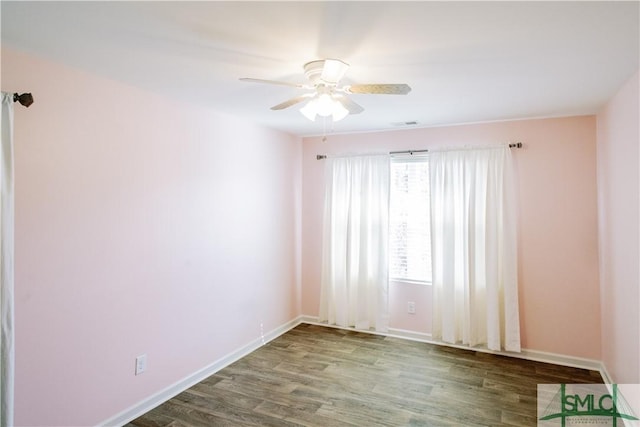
[[304, 59, 349, 85]]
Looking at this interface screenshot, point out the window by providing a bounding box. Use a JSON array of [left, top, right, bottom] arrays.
[[389, 157, 432, 283]]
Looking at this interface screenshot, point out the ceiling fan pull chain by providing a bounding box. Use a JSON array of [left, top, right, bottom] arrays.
[[323, 116, 327, 142]]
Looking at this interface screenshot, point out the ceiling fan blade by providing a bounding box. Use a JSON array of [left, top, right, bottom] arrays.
[[346, 84, 412, 95], [240, 78, 308, 89], [270, 94, 314, 110], [335, 95, 364, 114], [320, 59, 349, 84]]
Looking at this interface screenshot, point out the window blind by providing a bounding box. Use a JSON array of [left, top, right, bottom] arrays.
[[389, 157, 432, 283]]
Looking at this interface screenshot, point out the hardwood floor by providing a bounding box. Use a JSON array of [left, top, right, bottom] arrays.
[[127, 324, 602, 427]]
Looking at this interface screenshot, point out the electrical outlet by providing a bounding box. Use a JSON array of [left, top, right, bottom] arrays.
[[407, 301, 416, 314], [135, 354, 147, 375]]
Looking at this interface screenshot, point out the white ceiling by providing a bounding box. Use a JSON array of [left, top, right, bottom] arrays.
[[2, 1, 638, 137]]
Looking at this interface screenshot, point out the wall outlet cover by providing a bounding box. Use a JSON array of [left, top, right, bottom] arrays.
[[135, 354, 147, 375]]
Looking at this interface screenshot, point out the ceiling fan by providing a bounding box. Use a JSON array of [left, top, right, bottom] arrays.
[[240, 59, 411, 122]]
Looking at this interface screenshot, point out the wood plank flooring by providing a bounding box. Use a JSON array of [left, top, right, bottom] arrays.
[[126, 324, 602, 427]]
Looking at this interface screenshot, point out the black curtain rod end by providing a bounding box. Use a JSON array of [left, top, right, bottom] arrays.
[[13, 92, 34, 108]]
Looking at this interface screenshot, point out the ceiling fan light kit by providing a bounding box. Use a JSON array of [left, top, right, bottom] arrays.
[[241, 58, 411, 123], [300, 93, 349, 122]]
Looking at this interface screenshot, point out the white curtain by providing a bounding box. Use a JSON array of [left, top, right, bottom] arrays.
[[1, 93, 15, 427], [319, 154, 390, 332], [430, 146, 520, 352]]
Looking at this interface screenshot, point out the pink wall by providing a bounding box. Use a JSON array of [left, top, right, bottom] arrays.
[[596, 69, 639, 384], [2, 47, 301, 426], [302, 116, 602, 359]]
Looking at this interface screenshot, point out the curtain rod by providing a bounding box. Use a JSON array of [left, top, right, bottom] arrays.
[[316, 142, 522, 160], [13, 92, 34, 108]]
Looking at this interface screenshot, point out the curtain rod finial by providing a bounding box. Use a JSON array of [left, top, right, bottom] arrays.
[[13, 93, 34, 108]]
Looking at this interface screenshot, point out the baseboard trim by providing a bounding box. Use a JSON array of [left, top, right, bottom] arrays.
[[599, 362, 614, 384], [515, 348, 602, 372], [387, 327, 433, 342], [300, 316, 604, 375], [100, 316, 304, 427]]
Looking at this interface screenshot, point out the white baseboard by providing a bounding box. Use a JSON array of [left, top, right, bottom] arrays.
[[100, 316, 304, 427], [599, 363, 614, 384], [515, 348, 602, 372], [299, 316, 604, 376], [387, 327, 433, 342]]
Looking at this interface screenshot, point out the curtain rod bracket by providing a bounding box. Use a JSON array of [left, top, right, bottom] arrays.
[[509, 142, 522, 148]]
